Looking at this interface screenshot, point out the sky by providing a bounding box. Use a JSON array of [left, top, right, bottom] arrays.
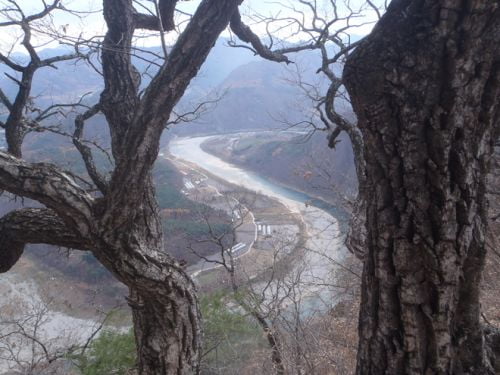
[[0, 0, 381, 54]]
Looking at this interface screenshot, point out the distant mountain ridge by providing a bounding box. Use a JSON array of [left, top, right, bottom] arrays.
[[1, 37, 357, 209], [0, 39, 259, 106]]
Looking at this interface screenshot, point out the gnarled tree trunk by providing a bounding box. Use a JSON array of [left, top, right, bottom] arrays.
[[344, 1, 500, 373], [0, 0, 245, 374]]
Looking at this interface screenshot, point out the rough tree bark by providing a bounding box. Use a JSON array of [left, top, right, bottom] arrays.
[[0, 0, 245, 374], [344, 0, 500, 374]]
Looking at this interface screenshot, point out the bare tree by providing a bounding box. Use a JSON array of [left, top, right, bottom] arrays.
[[226, 1, 500, 373], [0, 1, 296, 374], [0, 1, 93, 158], [188, 186, 361, 375], [2, 1, 499, 374], [0, 297, 110, 375], [186, 191, 287, 375]]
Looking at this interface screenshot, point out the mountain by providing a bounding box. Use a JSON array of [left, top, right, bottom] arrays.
[[1, 37, 358, 214], [1, 39, 338, 139], [0, 39, 258, 106], [173, 60, 302, 135]]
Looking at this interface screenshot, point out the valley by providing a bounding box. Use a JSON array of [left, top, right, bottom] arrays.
[[0, 131, 355, 372], [0, 33, 360, 373]]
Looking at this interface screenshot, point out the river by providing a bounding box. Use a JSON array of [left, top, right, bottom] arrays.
[[0, 134, 347, 373], [169, 135, 335, 214], [168, 135, 348, 313]]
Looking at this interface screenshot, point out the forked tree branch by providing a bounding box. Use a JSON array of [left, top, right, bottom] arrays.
[[102, 0, 243, 212], [0, 0, 61, 27], [230, 9, 291, 64], [229, 0, 370, 259], [73, 104, 109, 194]]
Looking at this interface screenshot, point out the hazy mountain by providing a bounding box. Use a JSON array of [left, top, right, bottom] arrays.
[[1, 38, 357, 205], [173, 60, 302, 135], [0, 39, 258, 105], [0, 38, 352, 148]]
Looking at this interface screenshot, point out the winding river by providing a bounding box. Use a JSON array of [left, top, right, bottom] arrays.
[[0, 134, 348, 371], [168, 135, 348, 313]]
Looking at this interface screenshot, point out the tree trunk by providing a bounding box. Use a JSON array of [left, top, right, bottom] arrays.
[[92, 179, 202, 374], [344, 1, 500, 374], [5, 67, 35, 157]]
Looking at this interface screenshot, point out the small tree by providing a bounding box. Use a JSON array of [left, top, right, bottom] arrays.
[[0, 297, 109, 375], [189, 187, 360, 374]]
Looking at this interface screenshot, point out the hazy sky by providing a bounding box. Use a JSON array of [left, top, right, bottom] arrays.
[[0, 0, 380, 53]]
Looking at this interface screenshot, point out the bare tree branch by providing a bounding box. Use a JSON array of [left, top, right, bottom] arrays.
[[0, 152, 95, 231], [230, 9, 291, 64], [0, 207, 91, 272], [73, 103, 109, 194]]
